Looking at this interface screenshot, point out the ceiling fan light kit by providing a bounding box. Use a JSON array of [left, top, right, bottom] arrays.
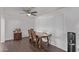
[[27, 13, 31, 16]]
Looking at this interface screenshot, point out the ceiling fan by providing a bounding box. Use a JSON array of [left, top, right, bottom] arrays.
[[21, 7, 37, 16]]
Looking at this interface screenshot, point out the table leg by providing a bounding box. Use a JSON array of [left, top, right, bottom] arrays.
[[38, 38, 42, 48], [47, 37, 49, 46]]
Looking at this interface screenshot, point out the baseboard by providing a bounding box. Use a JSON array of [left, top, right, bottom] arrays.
[[49, 42, 66, 51], [0, 40, 5, 43], [5, 37, 29, 42]]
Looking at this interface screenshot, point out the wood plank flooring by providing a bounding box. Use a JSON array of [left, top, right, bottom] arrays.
[[0, 37, 65, 52]]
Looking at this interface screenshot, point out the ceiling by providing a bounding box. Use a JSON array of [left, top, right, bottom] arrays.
[[0, 7, 64, 16]]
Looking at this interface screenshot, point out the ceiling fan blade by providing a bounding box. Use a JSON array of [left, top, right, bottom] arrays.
[[31, 13, 37, 16], [31, 11, 37, 13]]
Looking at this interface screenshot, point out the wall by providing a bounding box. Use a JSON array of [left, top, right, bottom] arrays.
[[0, 16, 1, 42], [34, 13, 66, 50], [0, 8, 6, 43], [63, 8, 79, 52], [3, 8, 35, 40], [34, 8, 75, 51], [1, 16, 5, 42], [5, 16, 35, 40], [57, 7, 79, 52]]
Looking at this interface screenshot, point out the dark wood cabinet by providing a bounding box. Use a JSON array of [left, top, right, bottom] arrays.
[[14, 32, 22, 40], [67, 32, 76, 52]]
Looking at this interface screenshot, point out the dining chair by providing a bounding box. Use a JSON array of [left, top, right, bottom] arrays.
[[31, 31, 39, 46], [28, 29, 34, 43]]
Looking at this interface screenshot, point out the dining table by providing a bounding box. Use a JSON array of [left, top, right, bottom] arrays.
[[35, 31, 52, 48]]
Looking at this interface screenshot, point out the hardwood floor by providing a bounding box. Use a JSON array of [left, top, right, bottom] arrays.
[[0, 37, 65, 52]]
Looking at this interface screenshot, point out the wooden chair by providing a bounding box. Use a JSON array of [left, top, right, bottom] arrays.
[[31, 31, 39, 46], [28, 29, 34, 43], [37, 37, 42, 48]]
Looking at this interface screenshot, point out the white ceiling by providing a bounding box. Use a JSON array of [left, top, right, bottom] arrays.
[[0, 7, 64, 15], [0, 7, 65, 19], [32, 7, 64, 15]]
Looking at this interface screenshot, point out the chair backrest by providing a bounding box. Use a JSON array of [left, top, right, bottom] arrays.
[[28, 28, 39, 42], [28, 29, 34, 39], [31, 31, 38, 41]]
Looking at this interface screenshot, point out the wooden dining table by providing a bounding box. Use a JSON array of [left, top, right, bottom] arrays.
[[36, 32, 52, 48]]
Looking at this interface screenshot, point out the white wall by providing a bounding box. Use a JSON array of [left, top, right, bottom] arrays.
[[56, 7, 79, 52], [0, 8, 6, 43], [63, 8, 79, 52], [5, 17, 35, 40], [0, 16, 1, 42], [1, 16, 5, 42], [3, 8, 35, 40], [34, 13, 66, 50], [34, 8, 76, 51]]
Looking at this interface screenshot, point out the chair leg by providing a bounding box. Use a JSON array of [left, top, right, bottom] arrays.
[[29, 39, 31, 42], [35, 42, 37, 45], [29, 39, 33, 44], [38, 38, 42, 48], [47, 37, 49, 46]]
